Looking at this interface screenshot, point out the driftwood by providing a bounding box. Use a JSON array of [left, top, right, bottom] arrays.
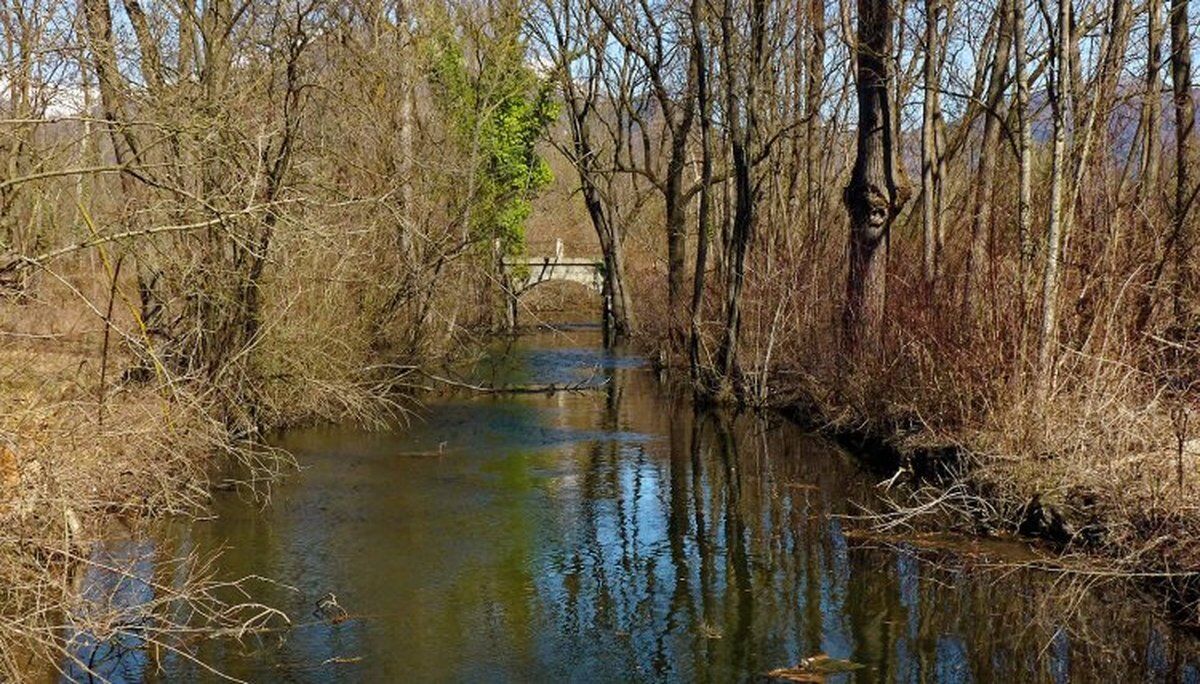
[[766, 654, 864, 682]]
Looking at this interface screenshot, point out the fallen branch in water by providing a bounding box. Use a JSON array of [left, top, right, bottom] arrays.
[[417, 368, 608, 394]]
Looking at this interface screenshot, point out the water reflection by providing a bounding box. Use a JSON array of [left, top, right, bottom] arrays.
[[58, 540, 155, 682], [56, 330, 1200, 682]]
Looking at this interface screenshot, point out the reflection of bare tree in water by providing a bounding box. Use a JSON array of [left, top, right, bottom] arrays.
[[709, 411, 755, 675], [542, 395, 1200, 681], [53, 338, 1200, 681], [665, 399, 693, 647]]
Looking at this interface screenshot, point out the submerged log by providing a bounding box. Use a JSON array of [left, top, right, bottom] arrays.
[[419, 370, 608, 395]]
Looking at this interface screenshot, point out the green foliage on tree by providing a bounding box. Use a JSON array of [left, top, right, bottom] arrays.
[[427, 4, 558, 258]]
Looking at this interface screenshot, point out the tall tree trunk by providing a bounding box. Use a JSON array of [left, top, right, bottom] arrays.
[[665, 51, 700, 349], [589, 0, 697, 350], [1014, 0, 1033, 301], [805, 0, 826, 235], [844, 0, 908, 353], [1094, 0, 1131, 140], [568, 110, 635, 341], [590, 191, 635, 341], [920, 0, 943, 291], [715, 0, 764, 388], [1142, 0, 1164, 198], [1069, 0, 1131, 340], [121, 0, 163, 94], [81, 0, 139, 170], [690, 0, 714, 385], [963, 0, 1011, 324], [178, 0, 195, 80], [549, 4, 634, 344], [398, 21, 415, 260], [81, 0, 169, 345], [1170, 0, 1196, 330], [1133, 0, 1164, 333], [666, 162, 688, 320], [1038, 0, 1071, 390], [609, 230, 635, 337]]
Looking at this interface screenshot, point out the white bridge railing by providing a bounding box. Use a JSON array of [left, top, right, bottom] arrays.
[[499, 238, 603, 296]]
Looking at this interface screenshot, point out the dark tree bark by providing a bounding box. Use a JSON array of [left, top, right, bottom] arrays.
[[843, 0, 908, 353], [590, 0, 698, 348], [1068, 0, 1130, 340], [568, 93, 635, 341], [921, 0, 944, 291], [1170, 0, 1196, 329], [1133, 0, 1165, 334], [805, 0, 827, 235], [81, 0, 140, 171], [689, 0, 714, 384], [715, 0, 765, 388], [81, 0, 170, 342], [121, 0, 163, 94], [546, 1, 635, 343]]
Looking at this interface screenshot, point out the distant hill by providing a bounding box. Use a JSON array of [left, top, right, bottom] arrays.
[[897, 84, 1200, 175], [1029, 85, 1200, 157]]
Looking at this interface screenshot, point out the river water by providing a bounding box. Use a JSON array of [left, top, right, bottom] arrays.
[[52, 328, 1200, 682]]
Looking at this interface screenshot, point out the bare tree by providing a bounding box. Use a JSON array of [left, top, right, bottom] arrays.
[[538, 0, 637, 341], [1169, 0, 1196, 331], [805, 0, 827, 235], [590, 0, 699, 345], [963, 0, 1011, 325], [1014, 0, 1033, 299], [689, 0, 714, 381], [1038, 0, 1072, 389], [921, 0, 946, 291], [1132, 0, 1167, 335], [714, 0, 766, 388], [843, 0, 909, 352]]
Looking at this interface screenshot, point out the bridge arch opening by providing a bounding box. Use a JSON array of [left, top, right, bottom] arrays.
[[501, 245, 607, 330], [513, 278, 603, 327]]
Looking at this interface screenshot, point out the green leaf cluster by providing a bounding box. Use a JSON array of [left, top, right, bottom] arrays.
[[427, 6, 558, 258]]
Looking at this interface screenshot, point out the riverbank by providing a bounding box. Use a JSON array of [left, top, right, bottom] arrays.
[[23, 326, 1200, 681], [719, 355, 1200, 626], [791, 389, 1195, 537], [0, 307, 278, 676], [0, 284, 439, 677], [0, 341, 239, 528], [617, 234, 1200, 626]]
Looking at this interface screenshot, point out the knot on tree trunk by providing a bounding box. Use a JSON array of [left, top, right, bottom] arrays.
[[844, 179, 894, 243]]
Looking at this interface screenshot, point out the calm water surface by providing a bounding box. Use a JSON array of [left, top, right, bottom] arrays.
[[55, 328, 1200, 682]]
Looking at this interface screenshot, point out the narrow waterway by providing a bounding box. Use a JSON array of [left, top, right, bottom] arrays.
[[56, 328, 1200, 682]]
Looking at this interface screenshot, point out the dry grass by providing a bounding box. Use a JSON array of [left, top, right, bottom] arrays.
[[0, 274, 297, 680], [621, 184, 1200, 621], [0, 198, 479, 679]]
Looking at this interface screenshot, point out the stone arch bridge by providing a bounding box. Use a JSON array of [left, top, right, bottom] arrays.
[[501, 239, 604, 297], [499, 239, 605, 328]]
